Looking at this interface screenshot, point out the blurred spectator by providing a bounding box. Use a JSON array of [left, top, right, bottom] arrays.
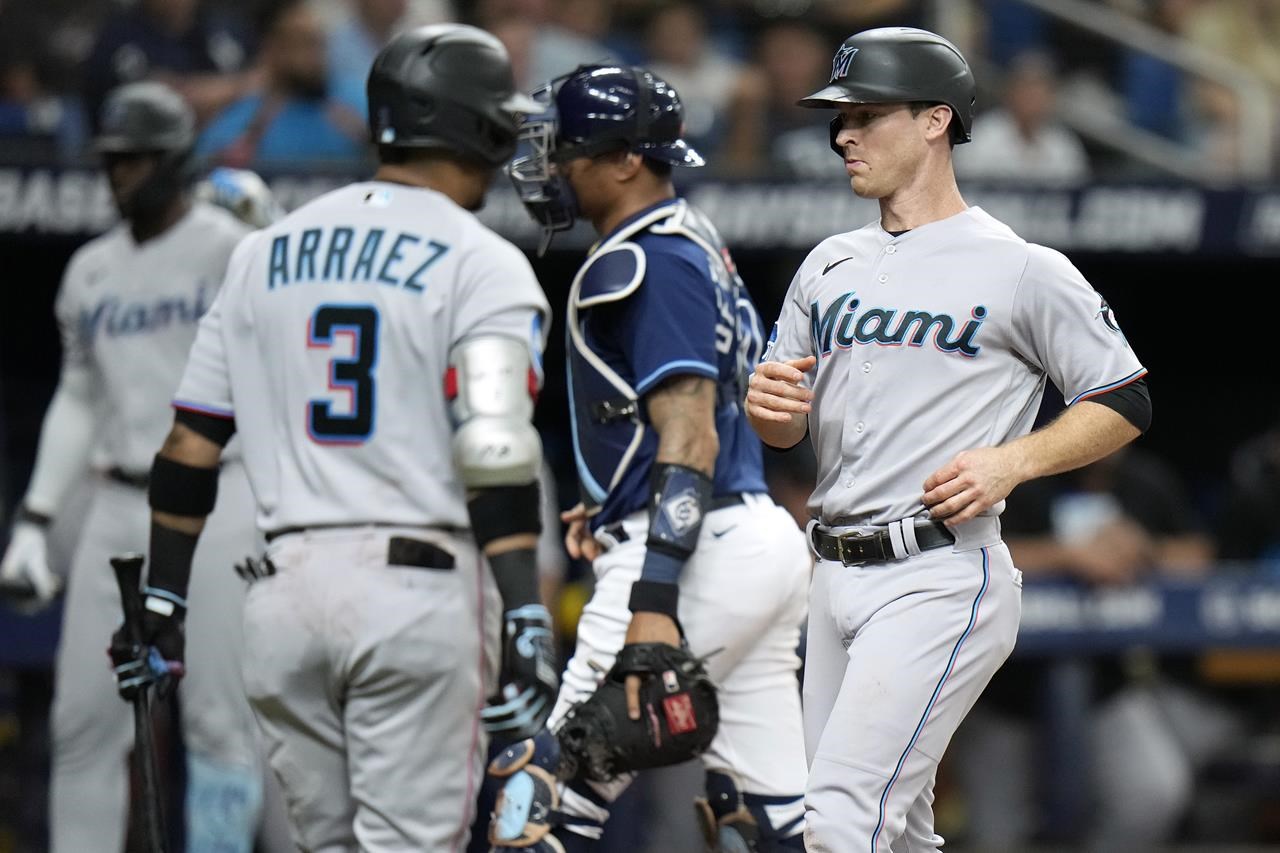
[[644, 1, 767, 175], [811, 0, 928, 32], [479, 0, 615, 89], [0, 34, 86, 161], [1183, 0, 1280, 176], [757, 20, 841, 179], [951, 447, 1245, 850], [982, 0, 1050, 67], [1215, 420, 1280, 568], [82, 0, 256, 130], [326, 0, 410, 114], [1185, 0, 1280, 92], [196, 0, 368, 170], [1121, 0, 1199, 142], [955, 51, 1090, 185]]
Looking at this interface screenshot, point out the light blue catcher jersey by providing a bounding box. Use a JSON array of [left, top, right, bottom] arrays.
[[566, 198, 768, 529]]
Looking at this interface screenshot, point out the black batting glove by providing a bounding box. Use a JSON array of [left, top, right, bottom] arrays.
[[481, 604, 559, 742], [109, 593, 186, 701]]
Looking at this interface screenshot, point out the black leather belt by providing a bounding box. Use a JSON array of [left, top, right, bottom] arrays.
[[107, 466, 150, 489], [258, 528, 456, 571], [810, 521, 954, 566]]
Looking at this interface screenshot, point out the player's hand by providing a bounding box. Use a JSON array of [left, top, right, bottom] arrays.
[[621, 610, 681, 721], [483, 604, 559, 741], [745, 357, 815, 423], [561, 503, 601, 562], [922, 445, 1026, 527], [0, 521, 63, 613], [108, 595, 186, 701]]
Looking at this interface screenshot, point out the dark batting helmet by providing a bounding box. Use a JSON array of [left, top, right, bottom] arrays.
[[94, 82, 197, 222], [507, 64, 703, 253], [94, 81, 196, 155], [367, 24, 541, 166], [799, 27, 975, 150]]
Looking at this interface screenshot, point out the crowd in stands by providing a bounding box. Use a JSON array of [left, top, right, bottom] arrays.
[[2, 0, 1280, 180]]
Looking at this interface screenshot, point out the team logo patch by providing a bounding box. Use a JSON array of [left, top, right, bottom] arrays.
[[661, 489, 702, 535], [663, 693, 698, 735], [1096, 297, 1122, 333], [830, 45, 859, 82]]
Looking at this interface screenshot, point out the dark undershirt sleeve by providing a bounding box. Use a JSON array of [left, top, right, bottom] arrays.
[[1085, 377, 1150, 432], [175, 407, 237, 447]]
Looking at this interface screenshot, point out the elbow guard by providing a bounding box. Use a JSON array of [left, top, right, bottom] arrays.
[[448, 335, 543, 488]]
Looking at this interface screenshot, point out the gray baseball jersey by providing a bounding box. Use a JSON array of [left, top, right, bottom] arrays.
[[764, 206, 1145, 527], [174, 180, 547, 849], [176, 181, 550, 533], [56, 203, 250, 470]]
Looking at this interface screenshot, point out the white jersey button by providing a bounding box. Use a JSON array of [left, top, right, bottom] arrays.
[[862, 362, 872, 373], [855, 421, 865, 433], [885, 245, 897, 254], [878, 273, 888, 283]]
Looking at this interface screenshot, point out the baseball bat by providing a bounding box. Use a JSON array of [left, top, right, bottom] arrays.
[[111, 552, 168, 853]]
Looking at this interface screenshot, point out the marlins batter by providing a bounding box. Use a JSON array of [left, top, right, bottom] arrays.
[[0, 82, 286, 853], [746, 29, 1151, 852], [491, 65, 811, 852], [115, 25, 558, 851]]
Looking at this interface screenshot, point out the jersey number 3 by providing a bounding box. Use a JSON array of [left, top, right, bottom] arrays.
[[307, 304, 379, 444]]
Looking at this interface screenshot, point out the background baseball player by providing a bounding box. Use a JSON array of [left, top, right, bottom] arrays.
[[492, 64, 811, 852], [0, 82, 287, 853], [113, 24, 560, 851], [746, 28, 1152, 852]]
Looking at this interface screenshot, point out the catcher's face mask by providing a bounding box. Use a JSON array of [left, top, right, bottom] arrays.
[[506, 80, 582, 257]]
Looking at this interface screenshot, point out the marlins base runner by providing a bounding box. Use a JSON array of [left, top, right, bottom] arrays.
[[747, 28, 1151, 852], [486, 64, 811, 852], [109, 25, 560, 851], [0, 81, 287, 853]]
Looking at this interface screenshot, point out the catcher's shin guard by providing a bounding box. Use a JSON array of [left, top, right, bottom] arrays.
[[488, 732, 569, 850]]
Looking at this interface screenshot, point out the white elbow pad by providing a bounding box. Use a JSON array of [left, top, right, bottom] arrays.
[[449, 336, 543, 487]]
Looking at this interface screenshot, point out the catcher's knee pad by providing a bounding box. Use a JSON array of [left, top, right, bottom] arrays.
[[695, 772, 804, 852]]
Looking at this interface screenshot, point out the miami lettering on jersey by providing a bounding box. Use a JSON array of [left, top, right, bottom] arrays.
[[78, 283, 215, 344], [267, 227, 450, 293], [810, 290, 987, 358]]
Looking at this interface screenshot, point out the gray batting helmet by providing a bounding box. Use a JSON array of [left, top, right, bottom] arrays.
[[94, 81, 196, 154], [799, 27, 975, 147], [367, 24, 541, 166]]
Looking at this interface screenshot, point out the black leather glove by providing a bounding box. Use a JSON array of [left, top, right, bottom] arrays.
[[109, 593, 186, 701], [481, 604, 559, 741]]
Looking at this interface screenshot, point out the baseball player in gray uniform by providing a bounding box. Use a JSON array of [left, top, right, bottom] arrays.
[[109, 25, 559, 852], [746, 29, 1152, 852], [0, 83, 287, 852]]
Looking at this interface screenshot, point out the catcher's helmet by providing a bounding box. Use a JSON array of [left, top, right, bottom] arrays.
[[367, 24, 540, 166], [507, 64, 703, 254], [799, 27, 975, 149], [94, 81, 196, 155], [552, 64, 704, 167]]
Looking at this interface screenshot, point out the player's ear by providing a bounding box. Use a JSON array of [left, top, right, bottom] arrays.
[[924, 104, 953, 143], [615, 151, 645, 183]]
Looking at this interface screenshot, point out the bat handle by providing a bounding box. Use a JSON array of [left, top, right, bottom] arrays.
[[111, 552, 147, 643]]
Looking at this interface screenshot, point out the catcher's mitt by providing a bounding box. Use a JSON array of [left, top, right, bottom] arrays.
[[556, 642, 718, 782]]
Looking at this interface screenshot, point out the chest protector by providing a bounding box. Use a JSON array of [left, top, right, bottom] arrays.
[[567, 200, 757, 513]]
